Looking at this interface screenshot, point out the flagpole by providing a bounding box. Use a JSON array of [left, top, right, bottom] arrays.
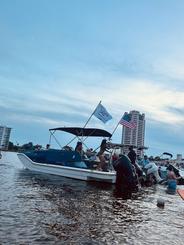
[[65, 101, 102, 146], [83, 100, 101, 128], [111, 120, 120, 138]]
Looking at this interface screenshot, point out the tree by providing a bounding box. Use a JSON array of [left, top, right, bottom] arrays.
[[154, 156, 161, 161], [149, 156, 154, 161]]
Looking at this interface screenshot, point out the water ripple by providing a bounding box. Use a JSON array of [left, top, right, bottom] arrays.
[[0, 152, 184, 244]]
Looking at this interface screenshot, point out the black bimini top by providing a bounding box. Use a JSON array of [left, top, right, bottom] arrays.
[[49, 127, 112, 138]]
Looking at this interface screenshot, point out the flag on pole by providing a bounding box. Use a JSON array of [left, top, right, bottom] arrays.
[[93, 103, 112, 123], [119, 112, 136, 129]]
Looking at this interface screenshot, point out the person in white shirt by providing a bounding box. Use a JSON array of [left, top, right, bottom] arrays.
[[143, 161, 162, 183]]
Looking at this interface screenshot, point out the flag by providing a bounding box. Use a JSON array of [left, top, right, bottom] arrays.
[[119, 112, 136, 129], [93, 103, 112, 123]]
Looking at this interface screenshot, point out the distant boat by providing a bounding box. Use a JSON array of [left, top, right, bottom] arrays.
[[17, 127, 116, 183]]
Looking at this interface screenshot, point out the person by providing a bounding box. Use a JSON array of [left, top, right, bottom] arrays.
[[35, 144, 41, 151], [166, 165, 178, 194], [137, 155, 142, 166], [97, 139, 110, 171], [128, 146, 143, 178], [86, 148, 94, 158], [113, 154, 138, 198], [112, 153, 119, 164], [46, 144, 50, 150], [143, 161, 162, 185], [127, 146, 136, 165], [75, 141, 83, 154]]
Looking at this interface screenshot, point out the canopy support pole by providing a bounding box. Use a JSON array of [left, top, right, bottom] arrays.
[[50, 130, 63, 149]]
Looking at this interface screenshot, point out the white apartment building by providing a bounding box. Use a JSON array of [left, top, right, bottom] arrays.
[[0, 126, 11, 150], [121, 110, 145, 157]]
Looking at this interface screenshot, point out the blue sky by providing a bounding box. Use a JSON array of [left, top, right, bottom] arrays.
[[1, 0, 184, 157]]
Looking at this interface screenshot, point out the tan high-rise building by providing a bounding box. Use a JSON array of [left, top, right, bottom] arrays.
[[0, 126, 11, 150], [121, 111, 145, 157]]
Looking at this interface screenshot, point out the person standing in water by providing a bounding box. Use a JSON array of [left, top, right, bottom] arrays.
[[113, 154, 137, 198], [128, 146, 136, 165], [128, 145, 143, 179], [166, 165, 179, 194]]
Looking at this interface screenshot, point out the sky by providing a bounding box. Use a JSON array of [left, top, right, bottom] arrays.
[[1, 0, 184, 157]]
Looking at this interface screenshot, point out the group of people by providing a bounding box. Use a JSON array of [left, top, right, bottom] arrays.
[[74, 139, 110, 171], [74, 140, 180, 197], [113, 146, 182, 197]]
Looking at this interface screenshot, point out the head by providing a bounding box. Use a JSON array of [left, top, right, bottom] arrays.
[[144, 155, 148, 160], [167, 165, 173, 171], [129, 146, 133, 151], [137, 155, 141, 160], [75, 141, 82, 151]]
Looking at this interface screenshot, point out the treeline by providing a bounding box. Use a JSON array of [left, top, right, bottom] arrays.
[[8, 141, 42, 152]]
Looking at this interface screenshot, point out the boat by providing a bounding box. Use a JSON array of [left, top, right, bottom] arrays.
[[17, 127, 116, 183]]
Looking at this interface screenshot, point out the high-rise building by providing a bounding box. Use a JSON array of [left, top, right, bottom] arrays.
[[0, 126, 11, 150], [121, 111, 145, 157]]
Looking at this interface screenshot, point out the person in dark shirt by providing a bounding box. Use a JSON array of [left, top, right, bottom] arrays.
[[128, 146, 136, 165], [128, 145, 143, 180], [113, 154, 137, 198]]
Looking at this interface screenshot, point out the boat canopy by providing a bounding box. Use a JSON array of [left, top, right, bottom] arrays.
[[49, 127, 112, 138], [163, 152, 173, 158]]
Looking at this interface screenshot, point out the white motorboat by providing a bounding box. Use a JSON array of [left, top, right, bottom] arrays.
[[17, 127, 116, 183], [17, 153, 116, 183]]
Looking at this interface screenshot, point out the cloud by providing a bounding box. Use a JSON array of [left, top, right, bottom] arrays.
[[2, 72, 184, 130], [168, 106, 184, 115]]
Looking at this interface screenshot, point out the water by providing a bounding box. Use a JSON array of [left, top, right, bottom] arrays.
[[0, 152, 184, 244]]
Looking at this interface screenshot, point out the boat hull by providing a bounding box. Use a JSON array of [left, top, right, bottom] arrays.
[[17, 153, 116, 183]]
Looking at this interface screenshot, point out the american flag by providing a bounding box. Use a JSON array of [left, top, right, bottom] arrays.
[[119, 112, 136, 129]]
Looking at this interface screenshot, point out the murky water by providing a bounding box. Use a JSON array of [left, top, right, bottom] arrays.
[[0, 152, 184, 244]]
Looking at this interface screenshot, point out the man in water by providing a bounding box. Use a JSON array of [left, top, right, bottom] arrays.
[[113, 154, 138, 198], [128, 146, 143, 180]]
